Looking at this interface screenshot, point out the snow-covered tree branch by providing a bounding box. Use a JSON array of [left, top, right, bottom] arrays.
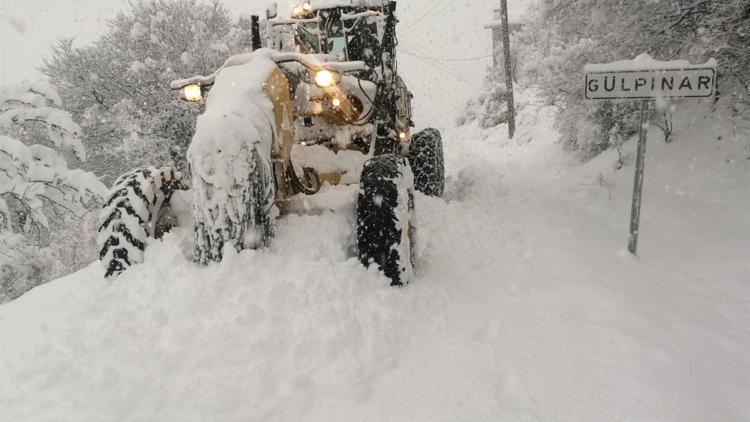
[[0, 83, 106, 302], [42, 0, 259, 182], [0, 82, 86, 161]]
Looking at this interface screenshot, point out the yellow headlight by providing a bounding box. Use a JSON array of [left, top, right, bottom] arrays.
[[332, 98, 341, 108], [182, 84, 202, 102], [314, 70, 336, 88]]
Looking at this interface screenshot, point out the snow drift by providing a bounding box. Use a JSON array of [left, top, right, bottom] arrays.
[[2, 98, 748, 421]]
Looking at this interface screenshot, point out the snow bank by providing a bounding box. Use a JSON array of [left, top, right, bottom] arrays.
[[2, 96, 749, 421]]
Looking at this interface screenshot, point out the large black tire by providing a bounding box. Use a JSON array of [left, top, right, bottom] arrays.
[[357, 154, 415, 286], [98, 166, 187, 278], [191, 148, 275, 264], [409, 128, 445, 197]]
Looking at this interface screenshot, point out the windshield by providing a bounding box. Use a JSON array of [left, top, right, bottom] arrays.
[[326, 36, 348, 60], [293, 10, 382, 66]]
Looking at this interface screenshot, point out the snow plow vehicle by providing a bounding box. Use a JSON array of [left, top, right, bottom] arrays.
[[97, 0, 444, 286]]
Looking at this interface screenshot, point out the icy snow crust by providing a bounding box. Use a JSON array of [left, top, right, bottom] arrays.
[[2, 98, 749, 420], [584, 53, 717, 72]]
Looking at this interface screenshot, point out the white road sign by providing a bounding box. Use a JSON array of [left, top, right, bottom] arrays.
[[583, 55, 717, 256], [584, 67, 716, 100]]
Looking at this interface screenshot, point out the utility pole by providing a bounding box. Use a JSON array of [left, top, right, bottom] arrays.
[[500, 0, 515, 139]]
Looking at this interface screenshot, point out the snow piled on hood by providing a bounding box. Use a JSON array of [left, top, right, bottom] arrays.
[[186, 48, 277, 205]]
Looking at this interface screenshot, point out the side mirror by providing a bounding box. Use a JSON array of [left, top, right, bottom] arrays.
[[266, 2, 278, 19]]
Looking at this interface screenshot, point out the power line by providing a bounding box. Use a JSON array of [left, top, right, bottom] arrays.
[[399, 0, 455, 36], [398, 47, 485, 90], [399, 40, 492, 63], [400, 0, 452, 32], [398, 48, 493, 63]]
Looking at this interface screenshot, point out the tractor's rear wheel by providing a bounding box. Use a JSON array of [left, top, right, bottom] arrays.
[[409, 128, 445, 197], [357, 154, 415, 286], [98, 166, 186, 278]]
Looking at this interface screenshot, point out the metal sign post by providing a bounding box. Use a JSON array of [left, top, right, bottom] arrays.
[[628, 99, 649, 255], [583, 58, 716, 256]]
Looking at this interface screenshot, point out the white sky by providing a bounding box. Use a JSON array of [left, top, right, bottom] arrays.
[[0, 0, 527, 125]]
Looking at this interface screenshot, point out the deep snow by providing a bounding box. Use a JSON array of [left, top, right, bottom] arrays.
[[1, 98, 748, 421]]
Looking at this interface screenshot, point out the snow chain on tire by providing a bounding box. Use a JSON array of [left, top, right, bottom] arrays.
[[357, 154, 415, 286], [98, 166, 188, 278], [409, 128, 445, 197]]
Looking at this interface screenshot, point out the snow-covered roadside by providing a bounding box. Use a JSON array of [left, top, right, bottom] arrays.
[[1, 102, 748, 421]]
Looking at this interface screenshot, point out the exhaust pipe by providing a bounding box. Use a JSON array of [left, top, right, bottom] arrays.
[[251, 15, 261, 51]]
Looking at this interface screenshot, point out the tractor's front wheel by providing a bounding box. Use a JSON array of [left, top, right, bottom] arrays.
[[98, 166, 187, 278], [191, 148, 275, 264], [357, 154, 415, 286]]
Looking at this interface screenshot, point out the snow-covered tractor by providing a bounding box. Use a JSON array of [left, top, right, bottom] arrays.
[[97, 0, 444, 286]]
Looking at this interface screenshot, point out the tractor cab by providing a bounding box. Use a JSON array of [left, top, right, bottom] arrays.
[[290, 1, 386, 71], [268, 1, 393, 78], [263, 0, 413, 150]]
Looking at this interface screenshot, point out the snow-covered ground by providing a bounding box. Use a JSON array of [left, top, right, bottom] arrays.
[[2, 99, 748, 420]]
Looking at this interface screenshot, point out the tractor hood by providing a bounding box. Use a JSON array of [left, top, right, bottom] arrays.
[[187, 49, 278, 188]]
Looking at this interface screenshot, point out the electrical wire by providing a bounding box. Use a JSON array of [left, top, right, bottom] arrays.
[[399, 0, 455, 36], [401, 55, 482, 90], [398, 47, 484, 90], [399, 39, 493, 63], [400, 0, 449, 28], [346, 77, 376, 126], [399, 49, 493, 63]]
